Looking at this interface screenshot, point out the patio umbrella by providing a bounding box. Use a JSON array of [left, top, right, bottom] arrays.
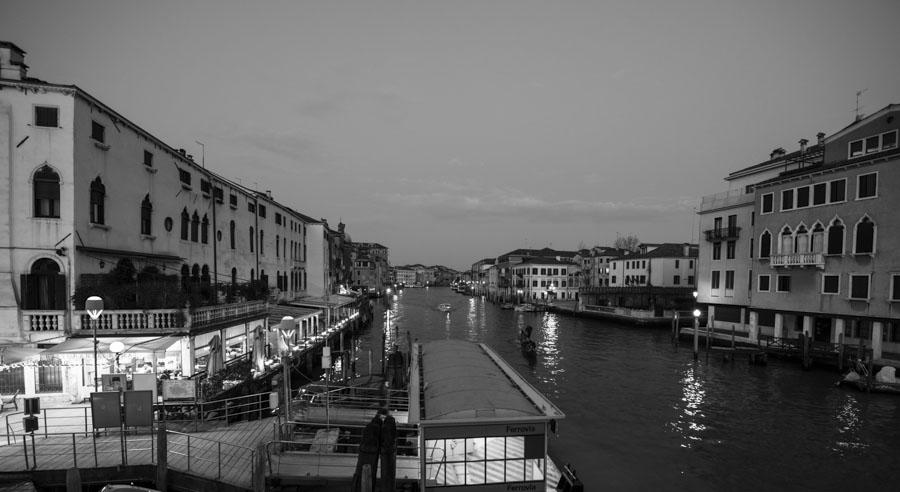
[[207, 335, 224, 375], [252, 325, 266, 373]]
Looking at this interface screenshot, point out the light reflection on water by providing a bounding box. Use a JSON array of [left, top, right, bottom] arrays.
[[358, 288, 900, 490]]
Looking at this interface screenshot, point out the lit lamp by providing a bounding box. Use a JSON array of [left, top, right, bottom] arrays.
[[109, 341, 125, 373], [86, 296, 104, 391], [693, 308, 702, 359], [280, 316, 295, 420]]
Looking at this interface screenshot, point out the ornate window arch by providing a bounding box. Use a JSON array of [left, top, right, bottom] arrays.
[[779, 225, 793, 255], [853, 215, 876, 255], [34, 165, 60, 218], [201, 214, 209, 244], [759, 230, 772, 258], [810, 222, 825, 254], [826, 217, 844, 255], [180, 209, 190, 240], [191, 211, 200, 242], [140, 194, 152, 235], [229, 220, 236, 249], [794, 223, 809, 254], [90, 177, 105, 224]]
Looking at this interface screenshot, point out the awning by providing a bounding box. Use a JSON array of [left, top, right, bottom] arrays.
[[43, 336, 182, 355], [290, 294, 357, 309], [269, 304, 321, 326], [0, 346, 45, 364]]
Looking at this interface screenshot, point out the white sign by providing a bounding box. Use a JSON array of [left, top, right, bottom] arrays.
[[322, 346, 331, 368]]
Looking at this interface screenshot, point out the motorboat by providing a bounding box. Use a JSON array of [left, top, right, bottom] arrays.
[[437, 303, 453, 312]]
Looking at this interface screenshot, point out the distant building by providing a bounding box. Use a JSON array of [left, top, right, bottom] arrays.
[[513, 257, 580, 302]]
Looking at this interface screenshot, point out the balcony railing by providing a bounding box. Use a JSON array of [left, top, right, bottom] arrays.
[[71, 300, 268, 335], [769, 253, 825, 268], [704, 227, 741, 242], [189, 300, 267, 327], [23, 310, 66, 332]]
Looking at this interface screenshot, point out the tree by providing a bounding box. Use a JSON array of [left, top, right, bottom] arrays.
[[614, 234, 641, 252]]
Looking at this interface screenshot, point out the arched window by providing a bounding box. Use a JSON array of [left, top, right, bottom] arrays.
[[827, 218, 844, 255], [181, 209, 190, 240], [201, 214, 209, 244], [229, 221, 235, 249], [854, 216, 875, 255], [811, 223, 825, 253], [250, 268, 255, 282], [794, 225, 808, 253], [231, 267, 237, 288], [201, 265, 210, 283], [90, 177, 105, 224], [22, 258, 65, 310], [276, 235, 280, 257], [759, 230, 771, 258], [140, 194, 152, 235], [249, 227, 255, 252], [180, 264, 190, 290], [260, 230, 265, 255], [34, 165, 60, 218], [191, 212, 200, 242], [779, 226, 793, 254], [191, 264, 200, 281]]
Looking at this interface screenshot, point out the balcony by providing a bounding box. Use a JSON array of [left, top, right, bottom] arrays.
[[769, 253, 825, 269], [71, 300, 268, 336], [704, 227, 741, 242]]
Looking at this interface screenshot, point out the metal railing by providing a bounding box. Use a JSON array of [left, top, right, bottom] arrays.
[[769, 252, 825, 268], [167, 429, 256, 485], [704, 227, 741, 242], [9, 430, 156, 471]]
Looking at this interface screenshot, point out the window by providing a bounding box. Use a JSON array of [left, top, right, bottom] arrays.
[[91, 121, 105, 142], [230, 221, 235, 249], [794, 225, 809, 253], [276, 235, 280, 257], [891, 275, 900, 302], [689, 260, 694, 269], [780, 227, 793, 254], [687, 275, 695, 285], [781, 189, 794, 211], [191, 211, 199, 242], [865, 135, 880, 153], [761, 193, 774, 214], [230, 194, 238, 208], [812, 183, 827, 206], [849, 274, 869, 300], [89, 177, 105, 224], [711, 271, 720, 289], [200, 179, 211, 196], [725, 270, 734, 290], [143, 150, 153, 167], [675, 260, 680, 268], [201, 215, 209, 244], [179, 169, 192, 188], [712, 242, 721, 260], [857, 172, 877, 199], [726, 241, 736, 259], [829, 179, 846, 203], [249, 227, 254, 252], [750, 238, 754, 258], [854, 217, 875, 254], [214, 186, 223, 203], [822, 275, 839, 295], [883, 130, 898, 150], [248, 202, 256, 213], [776, 275, 791, 292], [34, 106, 59, 127], [259, 205, 267, 218], [140, 195, 152, 235], [827, 219, 844, 255], [674, 275, 681, 285], [33, 165, 60, 218], [180, 209, 189, 240], [164, 217, 173, 232], [849, 140, 864, 157], [260, 230, 264, 255], [275, 213, 282, 225], [796, 186, 810, 208], [758, 275, 771, 292]]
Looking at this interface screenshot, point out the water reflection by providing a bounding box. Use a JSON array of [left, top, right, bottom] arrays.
[[671, 364, 707, 448], [538, 313, 561, 380], [833, 393, 867, 453]]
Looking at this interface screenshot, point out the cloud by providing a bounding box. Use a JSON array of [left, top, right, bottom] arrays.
[[296, 89, 404, 119], [228, 129, 329, 164], [376, 181, 694, 223]]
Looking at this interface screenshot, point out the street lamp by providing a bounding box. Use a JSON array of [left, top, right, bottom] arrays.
[[86, 296, 104, 391], [280, 316, 295, 421], [109, 341, 125, 373], [693, 308, 702, 359]]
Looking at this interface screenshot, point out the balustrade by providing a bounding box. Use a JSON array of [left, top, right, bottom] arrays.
[[23, 311, 64, 331], [769, 252, 825, 268]]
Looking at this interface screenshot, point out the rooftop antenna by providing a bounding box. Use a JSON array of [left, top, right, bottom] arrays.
[[855, 89, 868, 121]]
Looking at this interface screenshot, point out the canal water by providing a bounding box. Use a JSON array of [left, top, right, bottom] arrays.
[[353, 287, 900, 491]]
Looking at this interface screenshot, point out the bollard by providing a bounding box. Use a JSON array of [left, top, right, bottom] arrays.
[[361, 463, 373, 492]]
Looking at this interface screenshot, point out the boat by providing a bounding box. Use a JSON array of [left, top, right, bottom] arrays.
[[437, 303, 453, 312], [500, 303, 514, 310], [514, 303, 535, 312], [837, 365, 900, 394]]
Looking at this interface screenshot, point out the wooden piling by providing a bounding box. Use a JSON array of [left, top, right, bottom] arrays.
[[65, 468, 81, 492], [693, 317, 699, 360], [837, 333, 845, 372], [156, 420, 167, 491]]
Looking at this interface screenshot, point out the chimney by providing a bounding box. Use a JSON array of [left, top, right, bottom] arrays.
[[799, 139, 808, 153], [178, 148, 186, 156], [0, 42, 28, 81], [770, 147, 786, 160], [817, 132, 825, 145], [266, 190, 273, 199]]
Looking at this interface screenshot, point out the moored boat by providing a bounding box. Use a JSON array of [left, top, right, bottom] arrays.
[[437, 303, 453, 312]]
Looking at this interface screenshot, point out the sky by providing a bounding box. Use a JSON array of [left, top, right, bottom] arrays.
[[3, 0, 899, 271]]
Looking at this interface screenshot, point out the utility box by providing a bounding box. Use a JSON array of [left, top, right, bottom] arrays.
[[23, 415, 38, 433], [24, 397, 40, 415]]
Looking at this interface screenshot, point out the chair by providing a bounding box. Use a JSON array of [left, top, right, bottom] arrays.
[[1, 389, 19, 412]]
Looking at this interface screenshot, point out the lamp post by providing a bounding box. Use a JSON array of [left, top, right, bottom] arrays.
[[693, 308, 701, 360], [109, 341, 125, 373], [280, 316, 294, 421], [86, 296, 104, 391]]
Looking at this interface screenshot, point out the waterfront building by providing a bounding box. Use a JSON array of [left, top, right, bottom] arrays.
[[350, 242, 390, 294], [697, 105, 900, 361], [393, 266, 418, 287], [0, 42, 356, 398], [579, 246, 626, 288], [512, 257, 580, 302], [608, 243, 697, 289]]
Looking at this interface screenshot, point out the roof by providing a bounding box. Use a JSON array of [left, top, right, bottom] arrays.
[[289, 294, 357, 309], [516, 257, 577, 267], [616, 243, 698, 260], [268, 304, 321, 326], [726, 144, 824, 180], [422, 340, 543, 420], [43, 336, 181, 355]]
